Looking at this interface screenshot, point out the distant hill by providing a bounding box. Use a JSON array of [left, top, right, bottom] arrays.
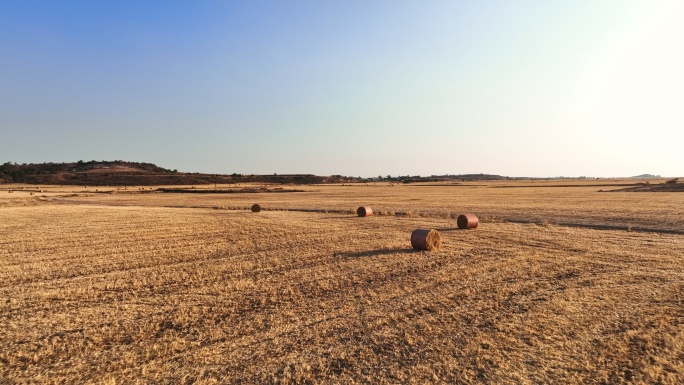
[[631, 174, 661, 178], [400, 174, 507, 183], [0, 161, 329, 186], [2, 161, 607, 186]]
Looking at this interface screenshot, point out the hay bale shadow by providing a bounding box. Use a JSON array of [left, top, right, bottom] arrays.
[[334, 248, 417, 258]]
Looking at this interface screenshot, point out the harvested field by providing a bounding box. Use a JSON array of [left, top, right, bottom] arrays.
[[1, 181, 683, 384], [10, 179, 681, 232]]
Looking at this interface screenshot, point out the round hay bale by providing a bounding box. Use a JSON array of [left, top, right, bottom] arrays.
[[357, 206, 373, 217], [411, 229, 441, 251], [457, 213, 479, 229], [251, 204, 262, 213]]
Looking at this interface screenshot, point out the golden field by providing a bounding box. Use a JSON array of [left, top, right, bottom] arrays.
[[1, 181, 683, 384]]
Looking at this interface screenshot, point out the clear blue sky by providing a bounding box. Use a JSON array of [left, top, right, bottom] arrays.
[[1, 1, 682, 177]]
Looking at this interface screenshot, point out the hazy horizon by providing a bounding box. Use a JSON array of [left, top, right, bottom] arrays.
[[1, 1, 683, 178]]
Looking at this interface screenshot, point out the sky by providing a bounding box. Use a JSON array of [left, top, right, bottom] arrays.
[[1, 0, 682, 177]]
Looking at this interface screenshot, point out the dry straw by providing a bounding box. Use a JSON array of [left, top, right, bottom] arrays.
[[357, 206, 373, 217], [457, 213, 479, 229], [411, 229, 441, 251]]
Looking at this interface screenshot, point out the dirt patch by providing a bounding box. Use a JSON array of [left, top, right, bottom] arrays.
[[604, 181, 684, 192]]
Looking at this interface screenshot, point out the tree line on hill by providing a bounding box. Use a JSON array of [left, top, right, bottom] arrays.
[[0, 160, 514, 186], [0, 161, 331, 186]]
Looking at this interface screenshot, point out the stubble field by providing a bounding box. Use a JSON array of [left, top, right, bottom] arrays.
[[1, 181, 683, 384]]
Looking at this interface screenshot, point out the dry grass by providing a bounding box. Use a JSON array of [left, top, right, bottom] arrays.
[[0, 181, 683, 384]]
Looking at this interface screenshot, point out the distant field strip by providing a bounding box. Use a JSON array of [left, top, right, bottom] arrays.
[[51, 195, 684, 235]]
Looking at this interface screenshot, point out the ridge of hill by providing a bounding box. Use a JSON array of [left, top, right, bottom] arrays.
[[0, 161, 514, 186], [0, 161, 327, 186]]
